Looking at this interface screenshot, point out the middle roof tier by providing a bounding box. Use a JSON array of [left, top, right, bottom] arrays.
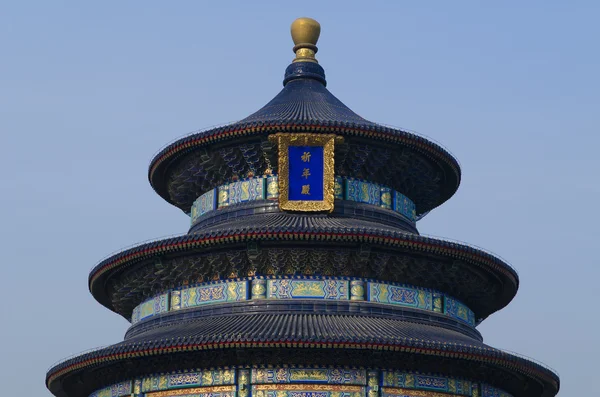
[[89, 213, 518, 325]]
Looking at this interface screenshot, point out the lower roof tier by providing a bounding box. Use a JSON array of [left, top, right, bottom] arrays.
[[89, 213, 518, 322], [46, 312, 559, 397]]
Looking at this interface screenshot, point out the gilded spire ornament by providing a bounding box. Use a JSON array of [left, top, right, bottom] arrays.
[[291, 17, 320, 63]]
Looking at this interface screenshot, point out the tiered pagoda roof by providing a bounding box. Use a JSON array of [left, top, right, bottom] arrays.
[[47, 17, 559, 397]]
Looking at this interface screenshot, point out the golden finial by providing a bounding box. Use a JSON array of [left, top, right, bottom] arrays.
[[290, 17, 320, 63]]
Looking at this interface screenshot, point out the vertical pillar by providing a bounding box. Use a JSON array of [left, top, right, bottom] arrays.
[[380, 187, 392, 210], [251, 278, 267, 299], [266, 175, 279, 199], [334, 176, 344, 200], [237, 368, 251, 397], [171, 290, 181, 311], [132, 378, 142, 397], [367, 370, 380, 397], [433, 292, 443, 313], [350, 280, 365, 301]]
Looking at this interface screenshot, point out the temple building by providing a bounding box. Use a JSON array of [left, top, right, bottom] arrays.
[[46, 18, 559, 397]]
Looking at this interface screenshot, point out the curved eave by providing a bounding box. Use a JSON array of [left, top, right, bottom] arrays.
[[46, 314, 559, 397], [147, 122, 461, 215], [88, 227, 518, 319]]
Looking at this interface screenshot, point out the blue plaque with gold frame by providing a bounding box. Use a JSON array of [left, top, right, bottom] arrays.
[[269, 133, 339, 212]]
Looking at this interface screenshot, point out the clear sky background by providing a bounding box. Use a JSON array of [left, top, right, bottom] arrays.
[[1, 1, 598, 395]]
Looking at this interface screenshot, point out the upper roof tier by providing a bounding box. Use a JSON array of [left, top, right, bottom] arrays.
[[148, 18, 461, 216]]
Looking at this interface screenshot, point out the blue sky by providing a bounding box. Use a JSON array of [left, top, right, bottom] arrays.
[[1, 1, 598, 395]]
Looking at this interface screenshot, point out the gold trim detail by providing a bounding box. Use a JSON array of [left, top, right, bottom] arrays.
[[254, 384, 362, 392], [146, 385, 236, 397], [382, 387, 462, 397], [269, 133, 339, 212]]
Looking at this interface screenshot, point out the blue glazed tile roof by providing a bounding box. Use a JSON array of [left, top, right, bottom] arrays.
[[122, 313, 480, 345], [189, 200, 419, 235], [240, 63, 376, 126], [124, 300, 483, 342], [46, 313, 559, 397]]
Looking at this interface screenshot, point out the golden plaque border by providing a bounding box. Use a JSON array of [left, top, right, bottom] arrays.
[[269, 133, 338, 212]]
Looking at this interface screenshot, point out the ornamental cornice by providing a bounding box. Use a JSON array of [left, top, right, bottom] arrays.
[[46, 330, 558, 397]]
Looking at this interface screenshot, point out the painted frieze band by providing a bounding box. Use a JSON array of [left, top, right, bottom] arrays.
[[90, 367, 512, 397], [89, 380, 132, 397], [267, 279, 349, 300], [253, 384, 364, 397], [480, 384, 513, 397], [141, 369, 236, 393], [146, 385, 236, 397], [190, 175, 416, 224], [382, 371, 472, 396], [130, 277, 475, 327], [131, 292, 169, 324], [444, 296, 476, 327], [251, 368, 366, 385], [170, 280, 248, 311], [367, 283, 436, 311]]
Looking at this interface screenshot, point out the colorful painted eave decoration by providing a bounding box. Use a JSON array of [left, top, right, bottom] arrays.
[[85, 367, 517, 397], [190, 175, 417, 225], [129, 277, 475, 326], [89, 230, 518, 293]]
